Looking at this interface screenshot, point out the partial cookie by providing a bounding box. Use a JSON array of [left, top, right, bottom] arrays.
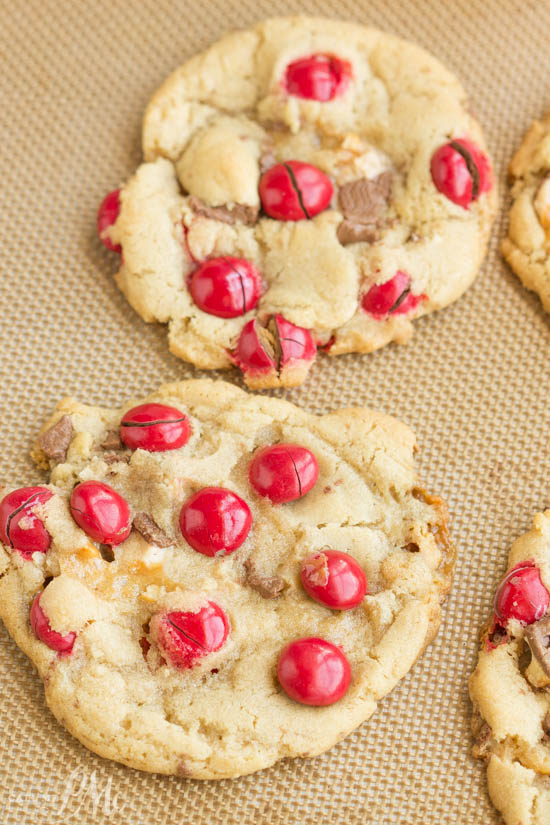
[[470, 512, 550, 824], [0, 379, 454, 778], [502, 111, 550, 312], [98, 16, 497, 389]]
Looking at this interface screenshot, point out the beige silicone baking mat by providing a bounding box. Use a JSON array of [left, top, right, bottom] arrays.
[[1, 0, 550, 822]]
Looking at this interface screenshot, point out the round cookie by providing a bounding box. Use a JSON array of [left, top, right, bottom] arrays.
[[470, 512, 550, 824], [98, 16, 497, 389], [0, 379, 454, 778], [502, 111, 550, 313]]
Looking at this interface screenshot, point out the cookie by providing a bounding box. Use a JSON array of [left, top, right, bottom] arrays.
[[470, 513, 550, 824], [98, 16, 497, 389], [0, 379, 454, 778], [502, 111, 550, 313]]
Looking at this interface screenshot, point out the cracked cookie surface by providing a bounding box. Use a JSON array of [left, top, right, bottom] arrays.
[[100, 15, 496, 389], [0, 379, 454, 778], [502, 111, 550, 313], [470, 512, 550, 825]]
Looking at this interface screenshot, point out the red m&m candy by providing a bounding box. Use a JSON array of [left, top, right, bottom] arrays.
[[259, 161, 333, 221], [301, 550, 367, 609], [285, 54, 352, 101], [0, 486, 53, 559], [278, 637, 351, 705], [249, 444, 318, 504], [120, 403, 191, 452], [70, 481, 131, 545], [150, 602, 229, 669], [179, 487, 252, 557]]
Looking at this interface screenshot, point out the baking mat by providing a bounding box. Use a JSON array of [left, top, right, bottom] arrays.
[[1, 0, 550, 822]]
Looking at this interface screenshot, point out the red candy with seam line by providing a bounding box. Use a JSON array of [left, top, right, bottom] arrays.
[[494, 561, 550, 625], [120, 403, 191, 452], [151, 602, 229, 669], [285, 54, 352, 101], [249, 444, 318, 504], [30, 591, 76, 653], [430, 139, 491, 209], [0, 486, 53, 558], [189, 257, 263, 318], [362, 271, 426, 319], [70, 481, 131, 545], [301, 550, 367, 609], [179, 487, 252, 556], [232, 315, 316, 381], [277, 637, 351, 705], [259, 161, 333, 221], [97, 189, 122, 252]]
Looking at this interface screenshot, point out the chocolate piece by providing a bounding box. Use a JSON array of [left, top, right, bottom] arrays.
[[99, 544, 115, 562], [403, 542, 420, 553], [244, 559, 286, 599], [472, 721, 492, 760], [337, 171, 392, 245], [133, 512, 173, 548], [337, 220, 378, 244], [103, 452, 130, 465], [101, 430, 123, 451], [189, 196, 259, 226], [525, 614, 550, 677], [38, 415, 73, 463]]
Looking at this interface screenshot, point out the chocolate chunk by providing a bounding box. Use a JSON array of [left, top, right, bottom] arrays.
[[337, 220, 379, 244], [403, 542, 420, 553], [189, 196, 259, 226], [471, 721, 492, 760], [133, 512, 173, 547], [103, 452, 130, 465], [337, 171, 392, 245], [525, 614, 550, 677], [101, 429, 123, 451], [99, 544, 115, 562], [38, 415, 73, 462], [244, 559, 286, 599]]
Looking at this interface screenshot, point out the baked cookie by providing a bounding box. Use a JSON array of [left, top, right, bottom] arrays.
[[97, 16, 496, 389], [470, 513, 550, 824], [502, 111, 550, 313], [0, 379, 454, 778]]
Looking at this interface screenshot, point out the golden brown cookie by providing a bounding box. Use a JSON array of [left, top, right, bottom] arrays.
[[0, 379, 454, 777], [97, 16, 497, 389]]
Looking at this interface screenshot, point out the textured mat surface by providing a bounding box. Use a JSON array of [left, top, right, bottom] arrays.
[[1, 0, 550, 822]]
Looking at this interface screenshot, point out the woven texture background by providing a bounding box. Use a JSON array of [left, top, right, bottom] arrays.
[[1, 0, 549, 822]]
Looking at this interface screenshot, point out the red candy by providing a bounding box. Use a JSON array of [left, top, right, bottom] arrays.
[[189, 257, 263, 318], [301, 550, 367, 609], [0, 486, 53, 559], [277, 637, 351, 706], [285, 54, 352, 101], [362, 271, 426, 319], [232, 315, 316, 380], [151, 602, 229, 669], [30, 591, 76, 653], [70, 481, 131, 545], [120, 403, 191, 452], [259, 161, 333, 221], [97, 189, 122, 252], [249, 444, 318, 504], [179, 487, 252, 557], [430, 139, 491, 209], [494, 561, 550, 625]]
